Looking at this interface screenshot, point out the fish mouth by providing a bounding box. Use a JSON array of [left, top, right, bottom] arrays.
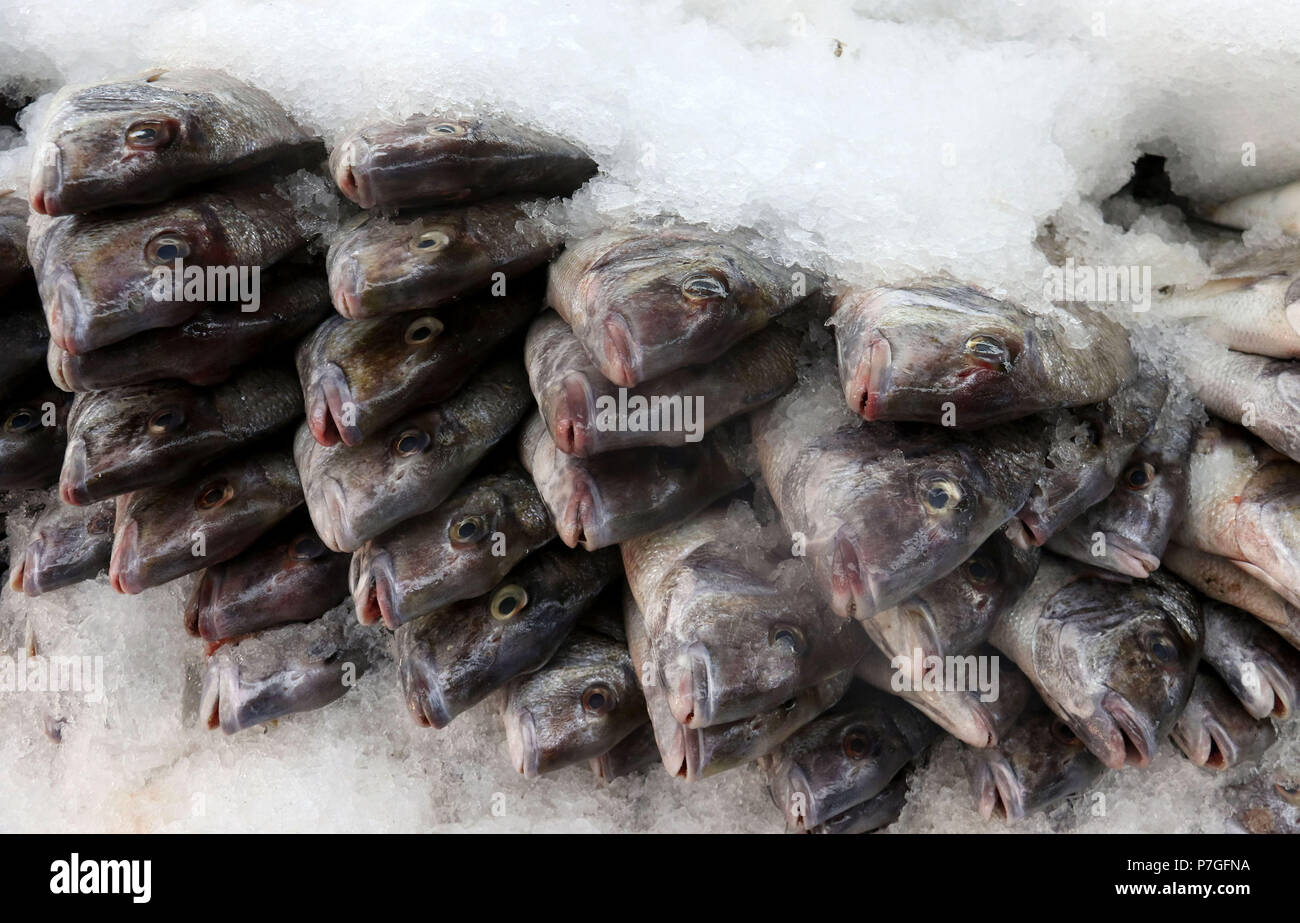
[[601, 313, 642, 387], [188, 569, 226, 641], [401, 657, 452, 728], [328, 256, 366, 319], [1015, 509, 1050, 548], [974, 757, 1026, 822], [505, 709, 542, 779], [559, 478, 599, 550], [108, 517, 143, 595], [368, 553, 404, 630], [1100, 691, 1157, 769], [878, 600, 942, 680], [1251, 659, 1296, 720], [58, 438, 92, 506], [668, 724, 702, 781], [848, 337, 892, 422], [830, 530, 874, 619], [553, 375, 594, 456], [307, 363, 362, 447], [1173, 714, 1237, 771], [1103, 537, 1162, 578], [666, 642, 715, 728], [331, 140, 373, 208], [47, 270, 85, 355], [29, 142, 63, 216], [780, 764, 818, 830], [47, 344, 73, 391], [315, 476, 357, 553]]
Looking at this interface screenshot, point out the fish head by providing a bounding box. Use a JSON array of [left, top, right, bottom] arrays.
[[0, 388, 67, 489], [19, 500, 114, 596], [330, 114, 493, 208], [1235, 460, 1300, 601], [1094, 446, 1188, 576], [1171, 670, 1278, 771]]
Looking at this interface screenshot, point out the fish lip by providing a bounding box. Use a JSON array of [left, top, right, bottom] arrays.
[[892, 600, 943, 681], [29, 142, 62, 216], [553, 375, 594, 456], [331, 139, 373, 208], [975, 756, 1025, 822], [1101, 690, 1156, 769], [59, 438, 91, 506], [108, 517, 142, 595], [830, 530, 870, 619], [318, 475, 357, 553], [1255, 659, 1296, 720], [849, 337, 891, 421], [189, 569, 223, 641], [560, 477, 598, 550], [1004, 517, 1036, 551], [48, 270, 85, 355], [507, 709, 541, 779], [309, 363, 361, 447], [783, 764, 817, 829], [1016, 510, 1050, 547], [668, 642, 714, 728], [601, 313, 642, 387], [1103, 538, 1161, 578], [405, 661, 452, 729], [372, 554, 404, 630], [9, 548, 26, 593], [329, 257, 365, 319]]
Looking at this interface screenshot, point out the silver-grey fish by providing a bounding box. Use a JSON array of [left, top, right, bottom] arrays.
[[1182, 344, 1300, 463], [801, 772, 909, 834], [1163, 543, 1300, 650], [0, 380, 70, 490], [9, 495, 114, 596], [1202, 600, 1299, 720], [1170, 669, 1277, 771]]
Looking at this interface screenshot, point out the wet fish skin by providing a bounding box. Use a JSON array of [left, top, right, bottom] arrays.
[[1202, 600, 1299, 720], [1163, 543, 1300, 650], [521, 413, 748, 551], [109, 447, 303, 594], [1171, 669, 1277, 772], [184, 512, 349, 645], [526, 310, 800, 455], [989, 557, 1203, 770], [350, 465, 553, 629], [60, 365, 301, 505], [762, 684, 937, 830], [9, 496, 114, 596], [28, 184, 306, 354], [0, 381, 70, 490], [0, 284, 49, 393], [30, 67, 320, 216], [1183, 347, 1300, 463], [326, 201, 557, 319], [297, 356, 531, 553], [965, 702, 1106, 823], [503, 626, 646, 778], [300, 282, 539, 446], [0, 189, 30, 291], [330, 112, 596, 210], [831, 281, 1136, 427], [548, 225, 815, 387], [589, 721, 659, 785], [396, 544, 620, 729], [800, 772, 909, 834], [199, 606, 363, 735], [49, 269, 330, 391]]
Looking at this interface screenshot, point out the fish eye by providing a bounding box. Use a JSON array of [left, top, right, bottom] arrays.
[[1142, 629, 1179, 664], [780, 698, 798, 711], [1050, 720, 1079, 745], [427, 121, 468, 136], [146, 232, 191, 264], [195, 479, 234, 511], [681, 273, 729, 304], [410, 228, 453, 253], [1276, 781, 1300, 805], [289, 534, 327, 561], [490, 584, 528, 620], [125, 119, 175, 151], [147, 407, 185, 434], [404, 316, 444, 346], [1124, 461, 1156, 491], [768, 624, 807, 656], [841, 726, 875, 760], [392, 428, 431, 457], [581, 683, 616, 715], [964, 556, 997, 585], [4, 408, 39, 432], [448, 514, 489, 545], [964, 333, 1008, 370], [919, 475, 962, 513]]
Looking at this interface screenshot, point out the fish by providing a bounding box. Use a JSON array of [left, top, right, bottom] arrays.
[[297, 356, 530, 552], [753, 370, 1045, 621], [330, 112, 596, 210], [831, 281, 1136, 427], [49, 269, 330, 391], [1224, 772, 1300, 834], [627, 586, 853, 781], [1205, 184, 1300, 236], [299, 282, 539, 446], [989, 556, 1203, 770], [1175, 424, 1300, 608], [521, 413, 748, 551], [9, 496, 114, 596], [350, 465, 553, 629], [0, 188, 30, 291], [760, 684, 938, 831], [109, 447, 302, 594], [1014, 370, 1167, 546], [1181, 344, 1300, 463], [184, 512, 349, 645], [525, 310, 800, 455], [0, 379, 70, 490], [547, 225, 815, 387], [799, 773, 910, 834], [502, 626, 646, 778], [326, 201, 557, 319], [396, 544, 620, 728], [1162, 543, 1300, 650], [621, 502, 870, 726], [28, 183, 306, 354], [199, 606, 364, 735], [60, 365, 301, 505], [0, 287, 52, 396], [29, 67, 321, 216], [1046, 393, 1196, 577], [589, 722, 660, 785], [964, 700, 1106, 822], [1202, 600, 1299, 720], [854, 644, 1032, 748], [1170, 669, 1278, 772]]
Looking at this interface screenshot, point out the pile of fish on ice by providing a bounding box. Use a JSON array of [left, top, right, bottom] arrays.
[[0, 67, 1297, 835]]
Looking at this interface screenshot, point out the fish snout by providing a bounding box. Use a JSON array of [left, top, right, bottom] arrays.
[[665, 642, 714, 728], [315, 476, 357, 553], [847, 336, 892, 421], [559, 479, 598, 550], [331, 139, 373, 207], [47, 270, 86, 355], [505, 709, 541, 778], [188, 568, 225, 641], [328, 255, 366, 318], [600, 314, 642, 387], [553, 375, 594, 456], [972, 755, 1025, 822], [1103, 537, 1162, 578], [401, 653, 451, 729], [1101, 691, 1158, 769], [307, 363, 361, 447], [108, 516, 144, 595], [59, 438, 92, 506], [29, 142, 63, 216]]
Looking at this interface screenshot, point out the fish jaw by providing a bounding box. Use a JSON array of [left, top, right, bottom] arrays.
[[330, 138, 375, 208], [309, 475, 360, 554], [185, 567, 223, 640], [558, 476, 602, 551], [830, 527, 872, 620], [972, 755, 1027, 823], [46, 269, 87, 355], [327, 253, 366, 319], [869, 601, 943, 681], [845, 337, 892, 422], [1103, 537, 1162, 579], [663, 642, 715, 728], [600, 313, 643, 387], [504, 709, 542, 779], [399, 646, 453, 729], [1097, 690, 1158, 770], [552, 374, 595, 456], [771, 762, 817, 830], [108, 516, 144, 595], [29, 142, 63, 217], [306, 362, 362, 447]]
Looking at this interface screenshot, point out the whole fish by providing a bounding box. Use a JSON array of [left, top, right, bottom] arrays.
[[1176, 424, 1300, 608], [396, 544, 620, 728], [503, 626, 646, 778], [1171, 669, 1277, 772], [330, 112, 596, 210], [753, 371, 1045, 621], [49, 269, 330, 391], [521, 413, 748, 551], [0, 189, 30, 291], [199, 607, 364, 735], [184, 512, 349, 645], [800, 773, 909, 834], [989, 557, 1203, 769], [327, 201, 556, 319], [28, 184, 306, 354], [9, 496, 114, 596], [525, 311, 800, 455], [964, 701, 1106, 823], [109, 447, 302, 594], [0, 380, 70, 490], [621, 503, 869, 726], [760, 684, 938, 831], [350, 466, 553, 628], [1046, 393, 1196, 577], [299, 283, 538, 446], [30, 68, 320, 216], [1181, 344, 1300, 463], [1224, 772, 1300, 834], [0, 287, 49, 394], [831, 281, 1135, 427], [1202, 600, 1299, 720], [297, 356, 530, 552], [589, 722, 660, 785], [1163, 543, 1300, 650], [60, 365, 301, 505], [1014, 371, 1167, 546], [548, 225, 815, 387]]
